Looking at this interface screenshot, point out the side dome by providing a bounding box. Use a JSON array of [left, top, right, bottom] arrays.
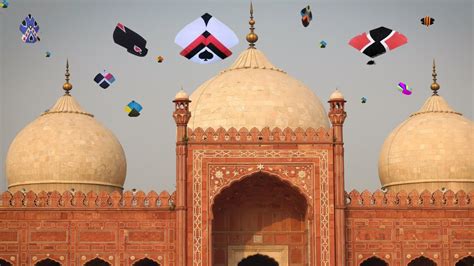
[[6, 65, 126, 192], [378, 63, 474, 192], [188, 47, 329, 130]]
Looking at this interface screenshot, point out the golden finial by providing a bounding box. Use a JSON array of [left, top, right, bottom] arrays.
[[246, 2, 258, 48], [63, 59, 72, 94], [430, 59, 440, 95]]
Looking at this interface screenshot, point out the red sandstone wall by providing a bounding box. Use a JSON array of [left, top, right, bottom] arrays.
[[0, 190, 177, 266], [345, 189, 474, 266]]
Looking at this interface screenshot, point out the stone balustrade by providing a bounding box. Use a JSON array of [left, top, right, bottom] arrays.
[[345, 189, 473, 208], [187, 127, 333, 143], [0, 190, 176, 208]]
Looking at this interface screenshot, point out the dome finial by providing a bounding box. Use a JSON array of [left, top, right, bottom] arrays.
[[246, 2, 258, 48], [430, 59, 440, 95], [63, 59, 73, 94]]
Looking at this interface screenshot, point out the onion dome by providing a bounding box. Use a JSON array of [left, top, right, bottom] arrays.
[[6, 61, 127, 192], [188, 5, 329, 130], [379, 60, 474, 192]]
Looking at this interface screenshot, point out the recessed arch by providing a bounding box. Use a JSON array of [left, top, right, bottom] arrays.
[[210, 170, 312, 219], [35, 258, 61, 266], [0, 258, 12, 266], [238, 253, 279, 266], [456, 256, 474, 266], [408, 256, 436, 266], [212, 171, 308, 265], [132, 257, 160, 266], [360, 256, 388, 266], [84, 258, 111, 266]]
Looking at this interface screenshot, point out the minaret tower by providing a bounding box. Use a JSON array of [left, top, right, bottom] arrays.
[[328, 89, 347, 265], [173, 89, 191, 266]]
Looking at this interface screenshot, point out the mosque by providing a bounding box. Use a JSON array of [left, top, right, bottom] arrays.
[[0, 6, 473, 266]]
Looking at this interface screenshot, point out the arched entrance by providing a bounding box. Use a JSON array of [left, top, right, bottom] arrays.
[[35, 258, 61, 266], [133, 258, 161, 266], [212, 172, 309, 266], [84, 258, 110, 266], [0, 258, 12, 266], [408, 256, 436, 266], [360, 256, 388, 266], [238, 254, 279, 266], [456, 256, 474, 266]]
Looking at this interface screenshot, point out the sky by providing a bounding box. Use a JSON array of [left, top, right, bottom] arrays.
[[0, 0, 472, 192]]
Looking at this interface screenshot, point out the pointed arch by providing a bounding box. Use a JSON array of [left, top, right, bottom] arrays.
[[210, 170, 312, 219], [35, 258, 61, 266], [408, 256, 436, 266], [132, 257, 161, 266], [0, 258, 12, 266], [84, 258, 110, 266], [360, 256, 388, 266], [456, 256, 474, 266], [238, 253, 279, 266]]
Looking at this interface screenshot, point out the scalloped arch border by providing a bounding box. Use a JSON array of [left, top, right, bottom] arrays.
[[210, 170, 312, 219]]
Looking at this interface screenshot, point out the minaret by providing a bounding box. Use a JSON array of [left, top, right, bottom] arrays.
[[328, 89, 347, 265], [172, 88, 191, 266]]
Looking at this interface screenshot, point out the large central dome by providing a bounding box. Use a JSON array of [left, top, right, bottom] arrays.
[[188, 47, 329, 130]]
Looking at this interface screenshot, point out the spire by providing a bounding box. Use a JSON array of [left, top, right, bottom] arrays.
[[246, 2, 258, 48], [430, 59, 440, 95], [63, 59, 73, 94]]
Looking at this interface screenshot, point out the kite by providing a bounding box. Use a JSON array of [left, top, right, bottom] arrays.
[[94, 71, 116, 89], [367, 60, 375, 65], [320, 40, 327, 48], [300, 5, 312, 27], [361, 97, 367, 103], [349, 26, 407, 64], [125, 100, 142, 117], [19, 14, 40, 43], [45, 51, 51, 57], [0, 0, 8, 8], [421, 16, 434, 27], [174, 13, 239, 64], [156, 56, 164, 63], [397, 82, 412, 95], [113, 23, 148, 57]]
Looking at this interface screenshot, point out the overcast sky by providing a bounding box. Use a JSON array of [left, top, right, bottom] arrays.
[[0, 0, 472, 192]]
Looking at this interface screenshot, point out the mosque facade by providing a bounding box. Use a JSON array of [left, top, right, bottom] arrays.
[[0, 9, 473, 266]]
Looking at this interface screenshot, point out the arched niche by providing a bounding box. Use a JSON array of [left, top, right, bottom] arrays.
[[360, 256, 388, 266], [84, 258, 110, 266], [0, 258, 13, 266], [456, 256, 474, 266], [213, 172, 308, 266], [35, 258, 61, 266], [408, 256, 436, 266], [238, 253, 279, 266], [133, 257, 160, 266]]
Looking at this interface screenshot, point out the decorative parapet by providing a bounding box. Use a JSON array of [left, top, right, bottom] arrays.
[[0, 190, 176, 209], [186, 127, 333, 143], [345, 189, 473, 208]]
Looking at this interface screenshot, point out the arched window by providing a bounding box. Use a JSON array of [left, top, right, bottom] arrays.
[[238, 254, 279, 266], [0, 258, 12, 266], [133, 257, 160, 266], [408, 256, 436, 266], [35, 258, 61, 266], [456, 256, 474, 266], [84, 258, 110, 266], [360, 256, 388, 266]]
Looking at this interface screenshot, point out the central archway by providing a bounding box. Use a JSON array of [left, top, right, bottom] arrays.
[[212, 172, 309, 266], [238, 254, 279, 266]]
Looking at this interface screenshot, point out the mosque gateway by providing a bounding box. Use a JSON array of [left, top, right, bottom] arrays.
[[0, 5, 473, 266]]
